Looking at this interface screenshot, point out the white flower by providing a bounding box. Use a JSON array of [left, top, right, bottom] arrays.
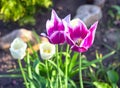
[[9, 37, 27, 59], [39, 42, 55, 60]]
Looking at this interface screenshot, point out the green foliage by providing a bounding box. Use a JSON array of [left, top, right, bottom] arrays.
[[0, 42, 118, 88], [0, 0, 53, 25], [93, 81, 112, 88], [83, 51, 119, 88], [0, 32, 119, 88], [109, 5, 120, 21], [107, 70, 119, 88]]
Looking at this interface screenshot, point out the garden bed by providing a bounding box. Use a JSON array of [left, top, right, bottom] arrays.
[[0, 0, 120, 87]]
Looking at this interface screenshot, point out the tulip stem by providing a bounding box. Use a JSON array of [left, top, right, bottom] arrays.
[[56, 45, 59, 88], [65, 45, 69, 88], [18, 59, 28, 88], [45, 60, 53, 88], [27, 52, 33, 88], [56, 45, 63, 88], [79, 53, 83, 88]]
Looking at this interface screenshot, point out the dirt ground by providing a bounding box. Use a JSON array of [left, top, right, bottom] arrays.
[[0, 0, 120, 87]]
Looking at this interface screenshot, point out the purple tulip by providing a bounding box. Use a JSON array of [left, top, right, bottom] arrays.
[[65, 19, 98, 52], [46, 9, 70, 44]]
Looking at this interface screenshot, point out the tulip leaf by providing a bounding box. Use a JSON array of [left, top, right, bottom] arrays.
[[61, 52, 70, 57], [84, 51, 115, 68], [68, 52, 79, 75], [107, 70, 119, 84], [93, 81, 112, 88], [33, 59, 40, 69], [0, 74, 22, 78], [47, 60, 64, 76], [29, 72, 46, 88]]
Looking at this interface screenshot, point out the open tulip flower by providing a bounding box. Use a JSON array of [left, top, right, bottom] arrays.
[[10, 37, 27, 59], [65, 18, 98, 52], [46, 9, 70, 44]]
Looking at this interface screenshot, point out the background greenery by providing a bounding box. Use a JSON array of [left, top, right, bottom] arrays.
[[0, 0, 52, 25]]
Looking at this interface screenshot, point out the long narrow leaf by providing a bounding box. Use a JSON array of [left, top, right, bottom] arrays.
[[68, 52, 79, 74], [0, 74, 22, 78], [84, 51, 115, 68]]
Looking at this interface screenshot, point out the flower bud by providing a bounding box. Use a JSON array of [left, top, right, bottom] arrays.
[[40, 42, 55, 60], [10, 37, 27, 59]]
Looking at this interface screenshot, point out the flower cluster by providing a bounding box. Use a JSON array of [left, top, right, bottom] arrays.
[[8, 9, 120, 88], [46, 9, 98, 52]]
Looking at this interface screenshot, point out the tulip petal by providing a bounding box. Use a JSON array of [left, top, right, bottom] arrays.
[[69, 19, 89, 41], [51, 9, 61, 22], [47, 10, 63, 36], [66, 34, 75, 46], [81, 21, 98, 49], [71, 45, 87, 52], [79, 20, 89, 39], [49, 31, 65, 44], [46, 20, 54, 36], [58, 22, 64, 31], [71, 26, 80, 38], [63, 14, 71, 23], [46, 9, 66, 45]]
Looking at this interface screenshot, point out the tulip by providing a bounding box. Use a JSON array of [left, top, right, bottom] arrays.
[[10, 37, 27, 59], [65, 18, 98, 52], [39, 42, 55, 60], [46, 9, 70, 44]]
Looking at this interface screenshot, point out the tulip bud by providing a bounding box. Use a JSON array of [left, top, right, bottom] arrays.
[[39, 42, 55, 60], [10, 37, 27, 59]]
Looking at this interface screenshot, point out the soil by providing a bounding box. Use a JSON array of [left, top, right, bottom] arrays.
[[0, 0, 120, 88]]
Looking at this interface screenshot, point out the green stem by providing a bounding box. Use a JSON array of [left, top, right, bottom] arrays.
[[18, 59, 28, 88], [59, 45, 64, 88], [45, 60, 53, 88], [65, 45, 69, 88], [79, 53, 83, 88], [27, 52, 32, 88], [56, 45, 59, 88]]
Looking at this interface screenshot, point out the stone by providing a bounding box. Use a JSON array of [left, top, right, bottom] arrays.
[[105, 28, 120, 43], [74, 5, 102, 27], [0, 28, 49, 54], [94, 0, 105, 8], [0, 28, 37, 50]]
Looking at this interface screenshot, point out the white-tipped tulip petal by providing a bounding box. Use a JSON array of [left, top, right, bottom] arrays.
[[10, 37, 27, 59], [40, 42, 55, 60]]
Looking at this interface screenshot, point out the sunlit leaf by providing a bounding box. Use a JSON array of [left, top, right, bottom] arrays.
[[93, 81, 112, 88]]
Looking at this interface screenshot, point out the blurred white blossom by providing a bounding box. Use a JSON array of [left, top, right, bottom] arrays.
[[40, 42, 55, 60], [10, 37, 27, 59]]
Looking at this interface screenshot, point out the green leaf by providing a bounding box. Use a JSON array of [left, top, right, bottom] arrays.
[[32, 31, 41, 43], [0, 74, 22, 78], [108, 10, 115, 18], [61, 52, 70, 57], [107, 70, 119, 84], [47, 60, 64, 76], [68, 52, 79, 73], [93, 81, 112, 88], [84, 51, 115, 68], [29, 72, 47, 88], [112, 5, 120, 13]]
